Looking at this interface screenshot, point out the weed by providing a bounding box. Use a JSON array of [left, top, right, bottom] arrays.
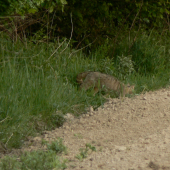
[[116, 54, 135, 80], [46, 138, 67, 154], [75, 143, 96, 161], [0, 151, 67, 170], [74, 133, 83, 139], [0, 138, 68, 170]]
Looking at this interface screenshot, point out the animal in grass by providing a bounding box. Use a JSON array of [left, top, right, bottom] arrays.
[[77, 71, 135, 97]]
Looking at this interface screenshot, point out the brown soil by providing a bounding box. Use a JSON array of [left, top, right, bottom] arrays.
[[1, 88, 170, 170]]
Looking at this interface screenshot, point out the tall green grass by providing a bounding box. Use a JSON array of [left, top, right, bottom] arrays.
[[0, 30, 170, 150], [0, 37, 108, 149]]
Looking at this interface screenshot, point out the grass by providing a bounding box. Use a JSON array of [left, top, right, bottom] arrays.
[[129, 71, 170, 94], [46, 138, 68, 154], [0, 30, 170, 151], [0, 37, 107, 149], [0, 138, 67, 170], [75, 143, 96, 161]]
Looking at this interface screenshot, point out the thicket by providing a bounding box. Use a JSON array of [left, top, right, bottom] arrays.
[[0, 0, 170, 50]]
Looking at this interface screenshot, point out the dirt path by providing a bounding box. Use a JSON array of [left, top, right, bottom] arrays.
[[2, 88, 170, 170]]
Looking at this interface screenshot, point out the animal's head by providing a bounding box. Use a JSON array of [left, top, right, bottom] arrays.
[[125, 84, 135, 94]]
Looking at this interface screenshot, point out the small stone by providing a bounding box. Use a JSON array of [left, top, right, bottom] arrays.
[[65, 126, 69, 129], [89, 113, 94, 116], [89, 158, 93, 161], [89, 106, 94, 112], [86, 106, 94, 113], [64, 113, 74, 121], [115, 145, 126, 151], [167, 93, 170, 97], [33, 137, 41, 141], [143, 97, 147, 100]]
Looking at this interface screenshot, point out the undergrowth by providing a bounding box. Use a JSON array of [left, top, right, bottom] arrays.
[[0, 30, 170, 150], [0, 36, 108, 149], [0, 138, 67, 170]]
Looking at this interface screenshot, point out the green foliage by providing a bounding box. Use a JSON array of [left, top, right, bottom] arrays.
[[75, 143, 96, 161], [0, 36, 107, 149], [1, 0, 67, 15], [131, 32, 166, 75], [1, 28, 170, 151], [20, 151, 67, 170], [0, 156, 21, 170], [46, 138, 67, 154], [93, 30, 169, 78], [129, 70, 170, 95], [91, 39, 115, 75], [116, 55, 135, 80], [85, 143, 96, 152], [0, 150, 67, 170], [0, 0, 11, 16], [1, 0, 170, 52], [0, 138, 67, 170]]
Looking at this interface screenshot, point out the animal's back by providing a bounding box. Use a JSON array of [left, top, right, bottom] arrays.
[[77, 71, 134, 96], [78, 72, 120, 92]]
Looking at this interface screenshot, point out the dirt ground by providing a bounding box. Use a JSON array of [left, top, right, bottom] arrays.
[[2, 88, 170, 170]]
